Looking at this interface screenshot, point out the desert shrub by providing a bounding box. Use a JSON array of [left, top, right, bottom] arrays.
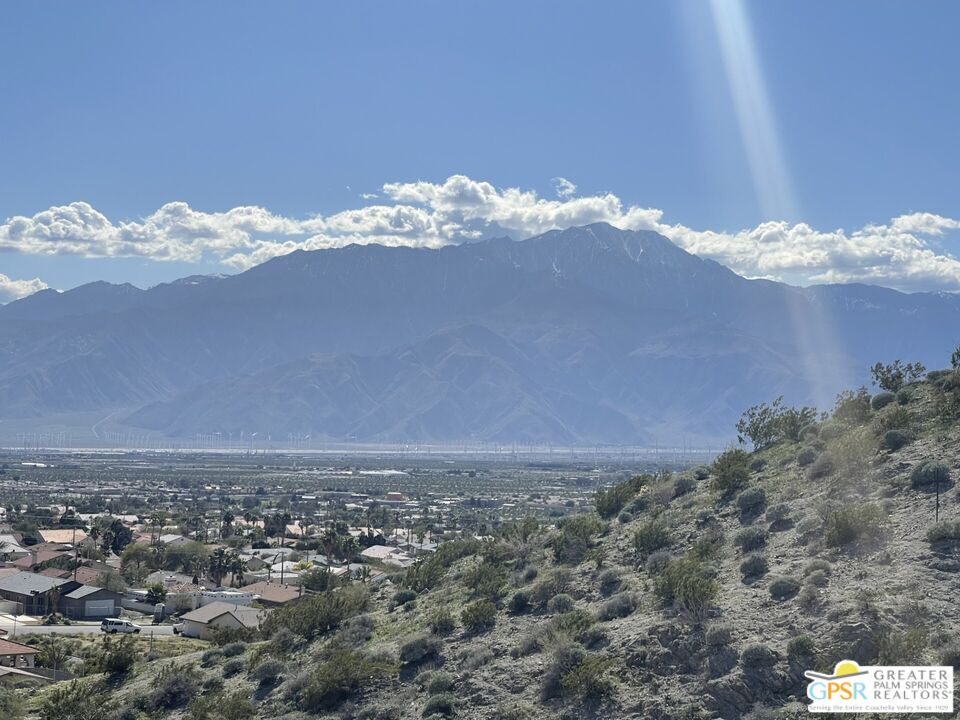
[[787, 635, 816, 661], [737, 487, 766, 514], [461, 600, 497, 634], [739, 553, 768, 579], [808, 451, 835, 479], [644, 550, 673, 576], [427, 609, 455, 635], [150, 674, 198, 710], [464, 560, 507, 601], [209, 625, 255, 647], [597, 568, 621, 596], [547, 593, 575, 614], [819, 422, 843, 441], [559, 653, 614, 700], [673, 475, 696, 497], [251, 659, 285, 686], [298, 651, 392, 712], [461, 646, 494, 672], [392, 589, 417, 607], [400, 635, 442, 665], [803, 559, 831, 577], [403, 539, 481, 592], [531, 569, 571, 609], [799, 423, 819, 441], [768, 576, 800, 600], [711, 449, 751, 494], [423, 693, 456, 717], [939, 643, 960, 670], [911, 461, 951, 489], [734, 527, 768, 552], [38, 679, 114, 720], [633, 517, 672, 554], [102, 634, 138, 675], [822, 503, 886, 546], [706, 624, 733, 647], [270, 627, 302, 652], [0, 687, 21, 720], [694, 465, 711, 481], [896, 387, 913, 405], [221, 641, 246, 657], [805, 569, 829, 587], [595, 479, 639, 519], [427, 672, 454, 694], [330, 614, 375, 650], [833, 387, 872, 424], [740, 643, 777, 669], [508, 590, 531, 614], [261, 584, 368, 639], [927, 521, 960, 543], [882, 429, 911, 451], [551, 514, 604, 564], [871, 360, 926, 392], [654, 557, 718, 621], [597, 592, 639, 621], [222, 657, 245, 677], [765, 503, 792, 525], [871, 391, 895, 410], [878, 628, 928, 665], [877, 406, 916, 434], [750, 457, 768, 472], [201, 648, 223, 667], [737, 396, 818, 449], [797, 447, 818, 467], [617, 511, 633, 523]]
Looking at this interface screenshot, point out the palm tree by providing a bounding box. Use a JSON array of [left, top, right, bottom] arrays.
[[227, 551, 245, 587], [207, 548, 229, 587]]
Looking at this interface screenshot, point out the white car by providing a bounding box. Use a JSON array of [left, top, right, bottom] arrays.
[[172, 622, 185, 635], [100, 618, 141, 634]]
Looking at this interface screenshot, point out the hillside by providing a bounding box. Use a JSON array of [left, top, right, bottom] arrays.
[[13, 358, 960, 720], [2, 223, 959, 445]]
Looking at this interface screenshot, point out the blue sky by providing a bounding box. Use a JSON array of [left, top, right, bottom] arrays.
[[1, 1, 959, 299]]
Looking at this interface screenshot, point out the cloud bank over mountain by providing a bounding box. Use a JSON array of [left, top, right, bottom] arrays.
[[2, 175, 959, 295]]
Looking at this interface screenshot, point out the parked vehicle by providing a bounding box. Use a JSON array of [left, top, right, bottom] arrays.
[[171, 622, 184, 635], [100, 618, 141, 634]]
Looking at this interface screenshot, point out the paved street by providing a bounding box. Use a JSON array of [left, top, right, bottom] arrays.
[[0, 622, 176, 637]]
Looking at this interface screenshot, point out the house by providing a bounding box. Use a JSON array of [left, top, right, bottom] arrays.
[[178, 601, 263, 640], [60, 585, 122, 619], [0, 573, 77, 616], [12, 549, 70, 571], [0, 638, 38, 669], [360, 545, 411, 566], [157, 534, 191, 547], [0, 535, 29, 561], [239, 581, 301, 607], [38, 529, 88, 546]]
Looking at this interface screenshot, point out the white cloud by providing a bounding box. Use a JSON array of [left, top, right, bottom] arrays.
[[0, 273, 48, 303], [2, 176, 959, 291]]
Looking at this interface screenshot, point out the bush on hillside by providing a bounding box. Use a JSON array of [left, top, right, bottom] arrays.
[[871, 360, 926, 392], [736, 397, 818, 449], [508, 591, 531, 615], [547, 593, 575, 614], [739, 553, 768, 579], [736, 487, 766, 514], [706, 624, 733, 647], [645, 550, 673, 576], [797, 447, 818, 467], [261, 585, 368, 640], [927, 521, 960, 544], [633, 517, 672, 554], [787, 635, 816, 661], [911, 461, 951, 489], [882, 429, 911, 451], [297, 651, 392, 712], [551, 514, 604, 564], [740, 643, 777, 669], [822, 503, 886, 547], [598, 568, 621, 596], [871, 391, 895, 410], [711, 449, 751, 494], [427, 609, 456, 635], [807, 452, 835, 479], [768, 576, 800, 600], [400, 635, 442, 665], [597, 592, 639, 621], [461, 600, 497, 634], [423, 693, 456, 717], [734, 527, 768, 552], [833, 388, 872, 424]]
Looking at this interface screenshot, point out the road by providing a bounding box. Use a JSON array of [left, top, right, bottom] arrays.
[[0, 623, 176, 637]]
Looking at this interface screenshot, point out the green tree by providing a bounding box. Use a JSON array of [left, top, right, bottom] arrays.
[[871, 360, 926, 391]]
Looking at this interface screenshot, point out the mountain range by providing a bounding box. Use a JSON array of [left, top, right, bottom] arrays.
[[1, 223, 957, 446]]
